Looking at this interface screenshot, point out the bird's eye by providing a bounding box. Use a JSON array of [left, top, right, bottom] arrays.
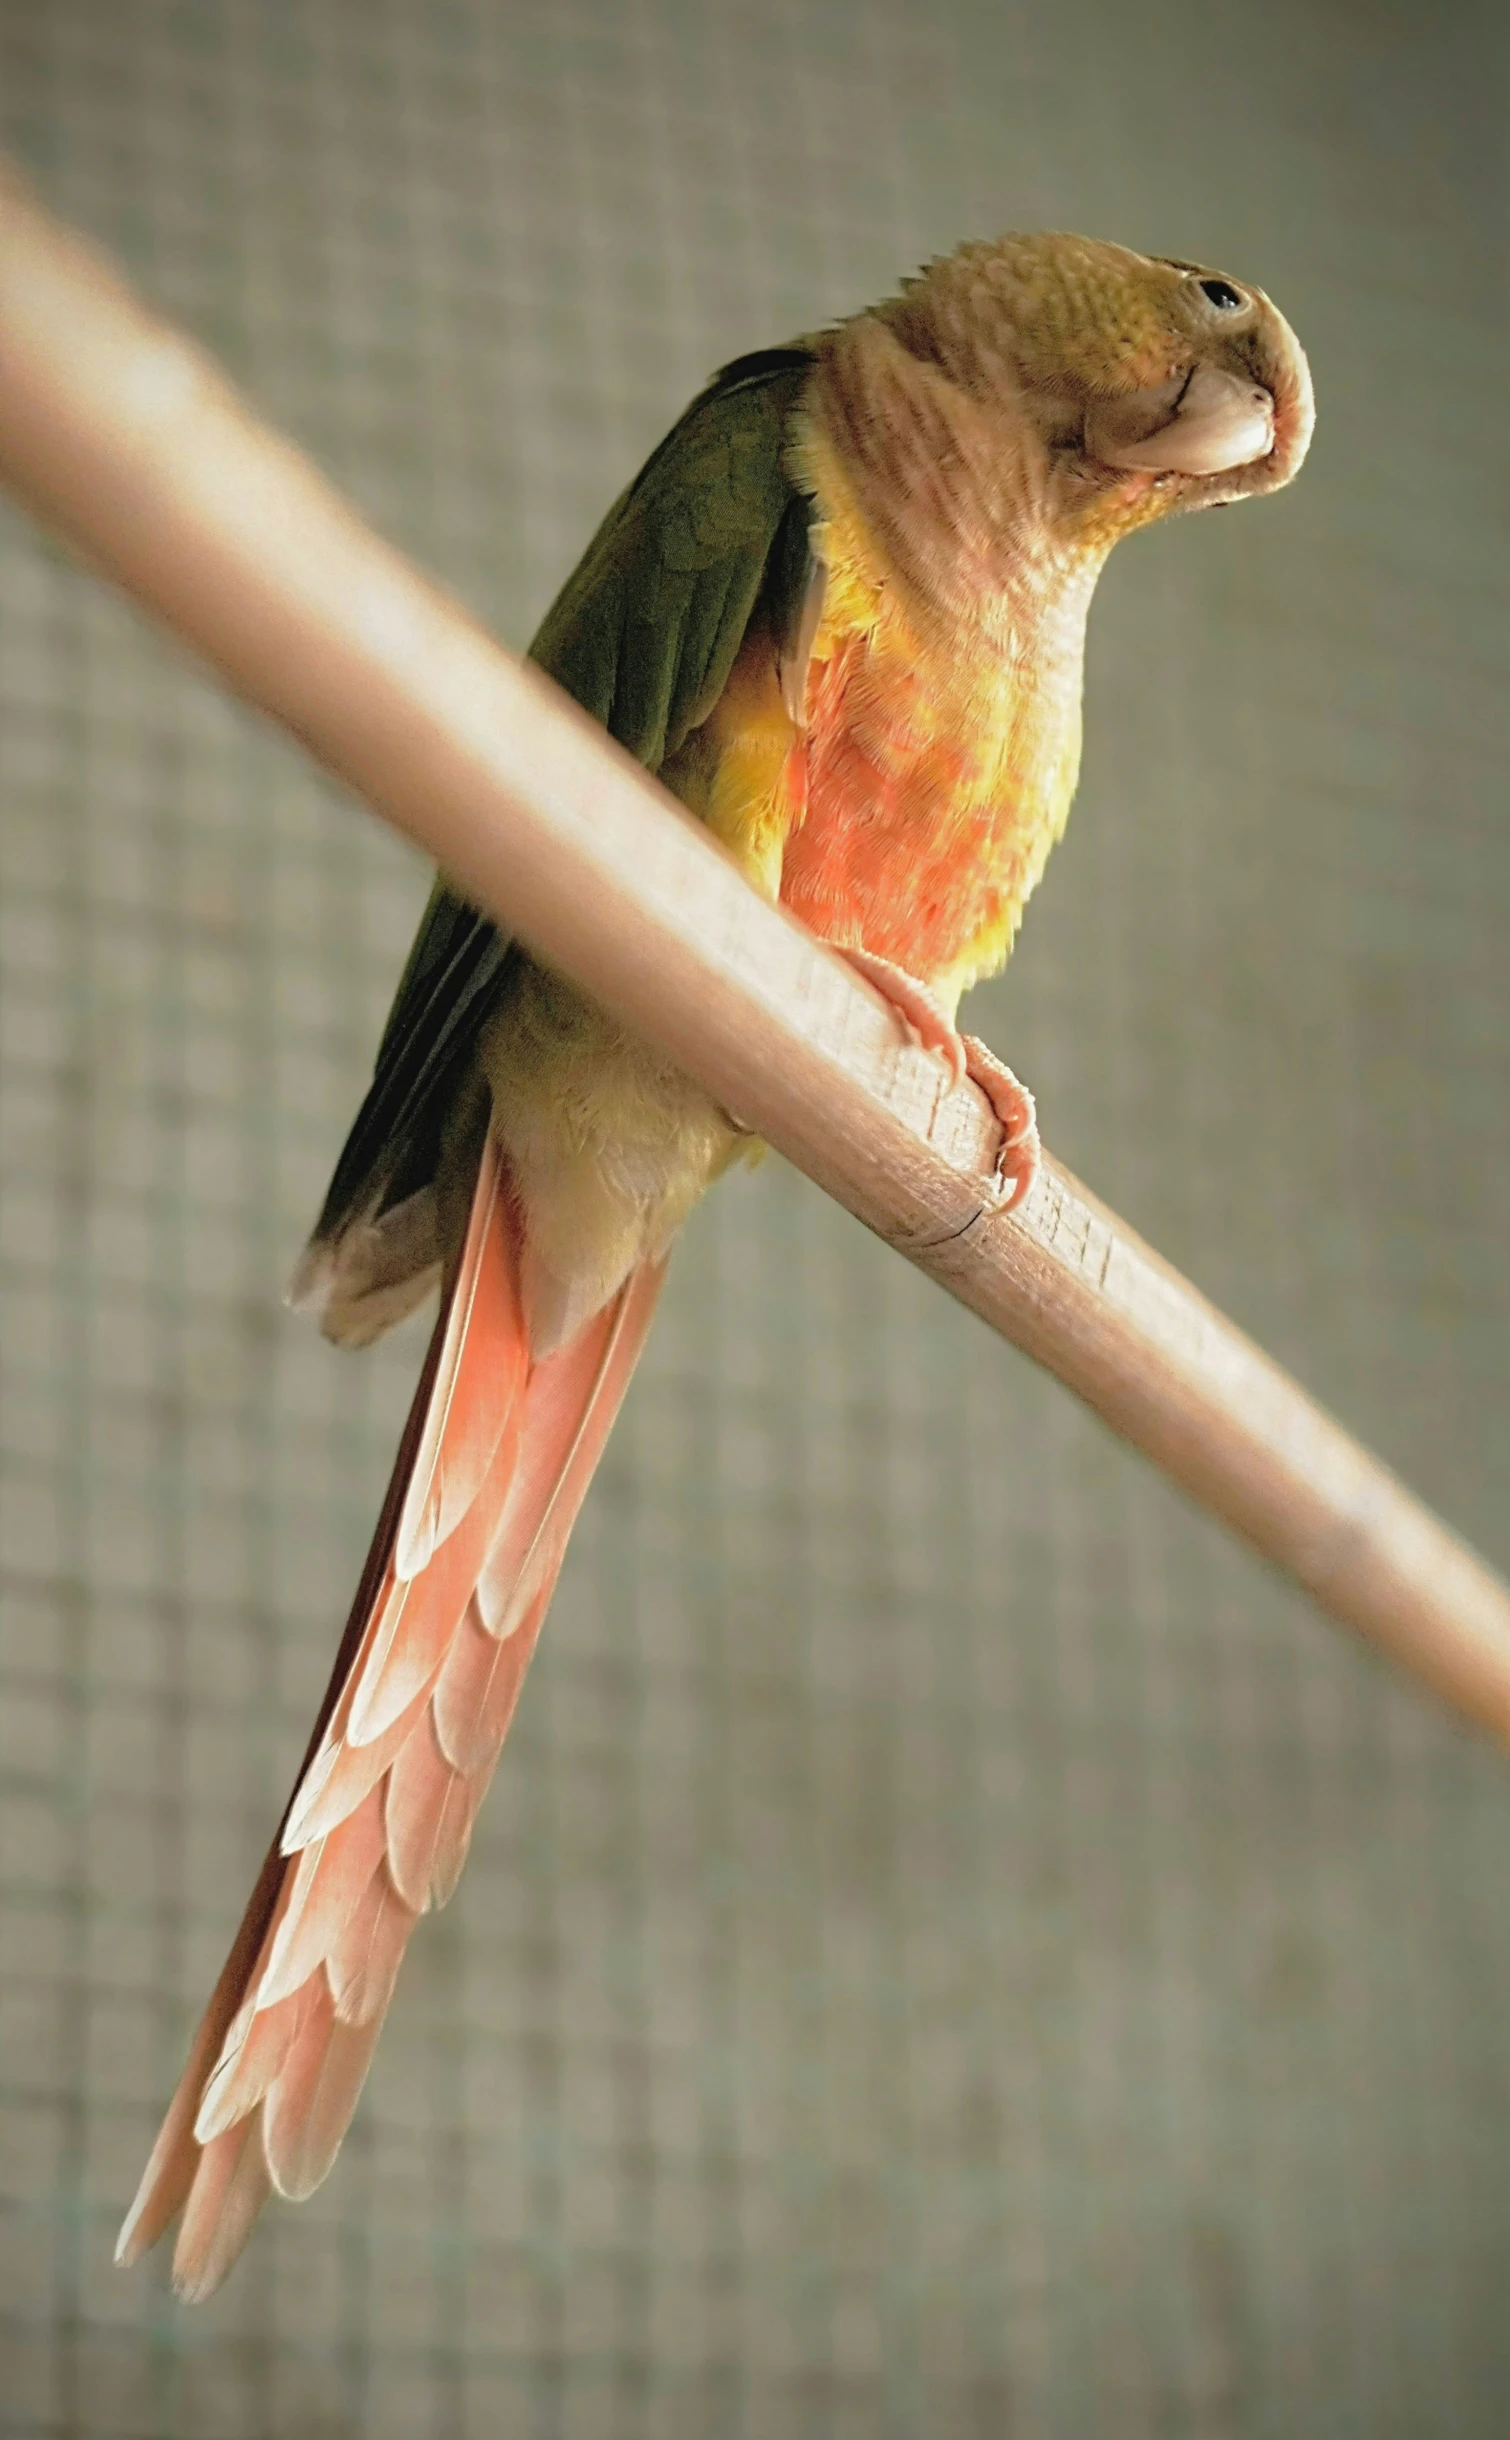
[[1196, 277, 1245, 313]]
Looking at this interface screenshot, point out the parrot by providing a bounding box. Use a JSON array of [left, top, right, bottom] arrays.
[[116, 232, 1313, 2298]]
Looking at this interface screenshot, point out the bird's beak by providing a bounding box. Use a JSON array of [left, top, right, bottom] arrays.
[[1084, 364, 1276, 477]]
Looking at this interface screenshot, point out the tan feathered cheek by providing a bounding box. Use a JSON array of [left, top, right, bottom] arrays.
[[1083, 363, 1275, 478]]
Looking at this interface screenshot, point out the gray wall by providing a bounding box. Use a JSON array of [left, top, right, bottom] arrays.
[[1, 2, 1507, 2433]]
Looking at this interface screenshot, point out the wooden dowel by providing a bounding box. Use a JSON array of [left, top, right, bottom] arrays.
[[1, 162, 1506, 1740]]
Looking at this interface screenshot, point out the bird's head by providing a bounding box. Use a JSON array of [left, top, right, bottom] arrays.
[[874, 230, 1314, 562]]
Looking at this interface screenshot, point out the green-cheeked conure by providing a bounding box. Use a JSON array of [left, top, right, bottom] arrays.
[[119, 231, 1313, 2297]]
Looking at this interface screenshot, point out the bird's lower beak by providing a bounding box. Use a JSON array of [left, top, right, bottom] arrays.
[[1084, 364, 1275, 477]]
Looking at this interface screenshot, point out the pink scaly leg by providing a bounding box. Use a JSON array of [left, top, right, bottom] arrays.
[[835, 947, 1041, 1214]]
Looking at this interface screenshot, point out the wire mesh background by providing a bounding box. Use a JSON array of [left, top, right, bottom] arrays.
[[1, 0, 1507, 2432]]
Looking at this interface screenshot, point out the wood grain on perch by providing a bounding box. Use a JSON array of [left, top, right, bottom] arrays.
[[0, 162, 1506, 1740]]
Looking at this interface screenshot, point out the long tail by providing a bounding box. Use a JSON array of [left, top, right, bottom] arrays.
[[116, 1135, 664, 2300]]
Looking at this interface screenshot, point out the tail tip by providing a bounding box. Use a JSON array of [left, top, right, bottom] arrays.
[[113, 2189, 153, 2271], [171, 2257, 230, 2307]]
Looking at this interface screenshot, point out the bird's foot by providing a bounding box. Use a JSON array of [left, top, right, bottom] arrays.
[[960, 1035, 1039, 1214], [836, 946, 968, 1087], [834, 947, 1040, 1214]]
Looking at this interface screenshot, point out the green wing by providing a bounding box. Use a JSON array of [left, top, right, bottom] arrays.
[[530, 347, 814, 766], [310, 347, 815, 1246]]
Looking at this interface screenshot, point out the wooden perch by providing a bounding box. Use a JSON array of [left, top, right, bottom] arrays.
[[0, 162, 1506, 1739]]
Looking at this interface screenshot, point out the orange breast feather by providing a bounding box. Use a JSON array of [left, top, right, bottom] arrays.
[[777, 608, 1071, 998]]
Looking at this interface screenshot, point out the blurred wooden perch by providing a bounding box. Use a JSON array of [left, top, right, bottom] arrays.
[[1, 161, 1507, 1739]]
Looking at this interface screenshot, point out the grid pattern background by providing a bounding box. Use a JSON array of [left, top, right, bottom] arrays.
[[1, 1, 1507, 2433]]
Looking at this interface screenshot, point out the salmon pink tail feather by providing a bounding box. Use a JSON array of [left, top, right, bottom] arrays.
[[115, 1134, 664, 2299]]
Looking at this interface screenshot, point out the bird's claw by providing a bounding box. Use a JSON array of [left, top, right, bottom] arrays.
[[961, 1036, 1040, 1214], [835, 947, 1040, 1215], [836, 946, 968, 1088]]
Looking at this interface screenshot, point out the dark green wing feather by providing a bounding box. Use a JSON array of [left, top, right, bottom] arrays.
[[310, 346, 815, 1246], [530, 346, 814, 765]]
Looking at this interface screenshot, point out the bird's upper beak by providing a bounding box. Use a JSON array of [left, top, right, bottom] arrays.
[[1083, 364, 1276, 478]]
